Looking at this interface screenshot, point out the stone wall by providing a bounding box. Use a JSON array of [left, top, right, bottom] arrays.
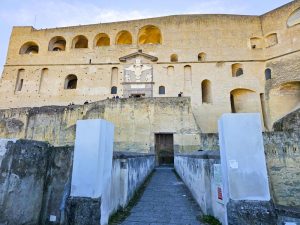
[[265, 52, 300, 124], [200, 133, 219, 150], [0, 138, 156, 225], [0, 97, 201, 152], [273, 108, 300, 132], [264, 131, 300, 207], [0, 139, 73, 225], [174, 151, 225, 224]]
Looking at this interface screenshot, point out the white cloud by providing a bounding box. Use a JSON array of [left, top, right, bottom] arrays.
[[0, 1, 162, 28], [0, 0, 251, 29]]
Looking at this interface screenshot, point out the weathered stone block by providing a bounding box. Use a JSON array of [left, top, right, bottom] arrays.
[[66, 197, 101, 225], [227, 200, 277, 225]]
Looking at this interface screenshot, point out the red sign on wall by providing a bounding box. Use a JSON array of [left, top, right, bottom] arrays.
[[217, 187, 223, 200]]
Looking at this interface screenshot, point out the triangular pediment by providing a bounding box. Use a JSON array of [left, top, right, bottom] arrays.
[[119, 50, 158, 62]]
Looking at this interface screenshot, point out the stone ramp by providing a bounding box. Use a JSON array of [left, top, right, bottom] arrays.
[[119, 167, 203, 225]]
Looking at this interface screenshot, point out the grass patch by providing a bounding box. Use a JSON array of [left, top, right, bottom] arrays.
[[200, 215, 222, 225], [108, 170, 155, 225]]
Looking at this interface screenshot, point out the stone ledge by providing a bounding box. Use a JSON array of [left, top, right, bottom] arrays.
[[227, 200, 277, 225], [113, 151, 155, 159], [276, 205, 300, 218], [175, 150, 220, 159]]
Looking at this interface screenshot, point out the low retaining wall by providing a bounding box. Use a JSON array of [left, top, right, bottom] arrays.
[[175, 148, 300, 224], [109, 152, 155, 217], [174, 151, 225, 224], [0, 139, 155, 225]]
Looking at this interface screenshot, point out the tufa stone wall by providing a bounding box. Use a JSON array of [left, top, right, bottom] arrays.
[[0, 139, 157, 225], [0, 139, 73, 225], [264, 131, 300, 207], [0, 97, 201, 152], [273, 108, 300, 132]]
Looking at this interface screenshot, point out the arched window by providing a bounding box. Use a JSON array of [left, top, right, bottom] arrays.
[[19, 42, 39, 54], [111, 86, 117, 94], [269, 81, 300, 122], [116, 30, 132, 45], [138, 25, 162, 44], [167, 66, 174, 76], [198, 52, 206, 62], [48, 36, 66, 51], [201, 80, 212, 104], [64, 75, 78, 89], [265, 33, 278, 48], [72, 35, 88, 49], [15, 69, 25, 93], [184, 65, 192, 78], [94, 33, 110, 47], [232, 63, 244, 77], [170, 54, 178, 62], [287, 8, 300, 27], [250, 37, 264, 49], [230, 88, 257, 113], [265, 68, 272, 80], [159, 86, 165, 95]]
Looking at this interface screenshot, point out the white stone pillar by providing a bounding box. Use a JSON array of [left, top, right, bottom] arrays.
[[70, 119, 114, 225], [218, 113, 270, 224]]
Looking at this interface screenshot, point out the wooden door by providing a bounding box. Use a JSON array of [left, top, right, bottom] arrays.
[[155, 134, 174, 165]]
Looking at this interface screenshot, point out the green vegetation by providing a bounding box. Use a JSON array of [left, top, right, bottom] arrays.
[[200, 215, 222, 225]]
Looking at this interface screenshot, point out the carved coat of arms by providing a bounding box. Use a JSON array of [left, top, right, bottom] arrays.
[[124, 59, 153, 82]]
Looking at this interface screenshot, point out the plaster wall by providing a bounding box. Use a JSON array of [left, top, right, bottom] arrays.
[[174, 151, 225, 224], [110, 153, 155, 215]]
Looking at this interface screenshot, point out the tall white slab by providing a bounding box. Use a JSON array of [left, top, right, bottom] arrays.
[[218, 113, 270, 204], [70, 119, 114, 200]]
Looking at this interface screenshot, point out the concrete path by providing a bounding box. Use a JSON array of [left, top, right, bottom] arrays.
[[120, 167, 203, 225]]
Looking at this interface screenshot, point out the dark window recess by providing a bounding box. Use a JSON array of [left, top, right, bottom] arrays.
[[265, 68, 272, 80], [236, 68, 244, 77], [65, 75, 78, 89], [111, 86, 117, 94], [159, 86, 165, 95]]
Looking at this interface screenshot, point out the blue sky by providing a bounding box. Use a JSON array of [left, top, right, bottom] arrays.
[[0, 0, 292, 72]]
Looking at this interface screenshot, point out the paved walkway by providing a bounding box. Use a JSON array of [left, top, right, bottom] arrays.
[[120, 167, 203, 225]]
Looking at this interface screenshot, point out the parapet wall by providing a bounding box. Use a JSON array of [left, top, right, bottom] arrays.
[[174, 151, 224, 223], [110, 152, 155, 214], [175, 146, 300, 224]]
